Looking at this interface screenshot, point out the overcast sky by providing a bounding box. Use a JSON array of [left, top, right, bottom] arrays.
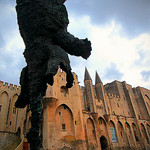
[[0, 0, 150, 89]]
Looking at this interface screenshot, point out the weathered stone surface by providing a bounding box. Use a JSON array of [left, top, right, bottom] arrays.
[[0, 70, 150, 149], [15, 0, 92, 149]]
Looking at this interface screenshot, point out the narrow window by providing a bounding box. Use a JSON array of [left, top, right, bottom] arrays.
[[117, 103, 119, 107], [138, 115, 141, 119], [64, 105, 67, 109], [0, 105, 2, 112], [99, 119, 102, 124], [92, 129, 96, 136], [13, 107, 16, 114], [62, 123, 66, 130], [120, 131, 122, 136], [134, 130, 139, 141], [59, 112, 61, 115]]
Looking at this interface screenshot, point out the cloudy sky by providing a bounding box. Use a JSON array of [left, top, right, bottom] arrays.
[[0, 0, 150, 89]]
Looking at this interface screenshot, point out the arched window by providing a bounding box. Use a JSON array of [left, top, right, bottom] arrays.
[[117, 121, 128, 146], [146, 124, 150, 137], [10, 94, 18, 132], [125, 122, 134, 147], [17, 127, 21, 138], [0, 92, 9, 130], [87, 118, 97, 149], [109, 121, 117, 143], [145, 95, 150, 101], [98, 117, 108, 138], [141, 123, 149, 143], [55, 104, 74, 137], [132, 123, 139, 142]]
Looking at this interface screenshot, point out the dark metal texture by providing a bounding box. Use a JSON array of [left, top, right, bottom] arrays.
[[15, 0, 92, 149]]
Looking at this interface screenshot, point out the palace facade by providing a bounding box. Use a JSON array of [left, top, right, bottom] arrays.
[[0, 68, 150, 150]]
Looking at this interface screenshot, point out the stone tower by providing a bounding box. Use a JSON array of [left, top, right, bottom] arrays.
[[95, 71, 108, 114], [84, 68, 96, 112]]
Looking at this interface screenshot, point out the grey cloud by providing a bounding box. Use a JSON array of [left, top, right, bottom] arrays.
[[0, 48, 26, 85], [141, 70, 150, 82], [0, 3, 17, 35], [103, 63, 123, 80], [134, 50, 150, 68], [67, 0, 150, 37], [0, 1, 24, 85]]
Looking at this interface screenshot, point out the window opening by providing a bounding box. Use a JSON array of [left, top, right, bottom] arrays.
[[75, 121, 77, 125], [92, 129, 96, 136], [13, 107, 16, 114], [99, 118, 102, 124], [62, 123, 66, 130], [64, 105, 67, 109], [134, 130, 139, 141], [120, 131, 122, 136]]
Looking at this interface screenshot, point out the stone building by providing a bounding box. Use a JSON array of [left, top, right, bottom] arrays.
[[0, 68, 150, 150], [0, 81, 27, 149]]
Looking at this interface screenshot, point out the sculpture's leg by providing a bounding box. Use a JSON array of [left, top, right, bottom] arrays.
[[26, 72, 47, 150], [26, 92, 43, 150], [24, 45, 48, 149]]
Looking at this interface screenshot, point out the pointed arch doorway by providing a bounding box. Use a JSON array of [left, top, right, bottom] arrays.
[[100, 136, 108, 150]]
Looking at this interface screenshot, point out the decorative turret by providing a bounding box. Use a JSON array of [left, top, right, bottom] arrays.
[[84, 68, 96, 112], [95, 71, 102, 84], [95, 71, 104, 101], [95, 71, 108, 114], [84, 67, 92, 81]]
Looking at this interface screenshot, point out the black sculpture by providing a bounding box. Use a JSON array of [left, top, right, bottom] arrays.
[[15, 0, 92, 149]]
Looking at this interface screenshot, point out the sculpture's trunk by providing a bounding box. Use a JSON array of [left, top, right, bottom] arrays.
[[26, 93, 43, 150]]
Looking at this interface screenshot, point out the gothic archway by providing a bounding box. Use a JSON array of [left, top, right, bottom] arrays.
[[125, 122, 134, 147], [146, 124, 150, 137], [141, 123, 149, 144], [17, 127, 21, 138], [87, 118, 97, 149], [0, 92, 9, 130], [117, 121, 129, 147], [98, 117, 109, 141], [55, 104, 75, 138], [100, 136, 108, 150]]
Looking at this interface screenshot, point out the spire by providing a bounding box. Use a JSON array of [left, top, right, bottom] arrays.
[[84, 67, 92, 81], [95, 71, 102, 84]]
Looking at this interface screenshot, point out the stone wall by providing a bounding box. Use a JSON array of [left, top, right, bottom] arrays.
[[0, 131, 19, 149], [0, 68, 150, 150]]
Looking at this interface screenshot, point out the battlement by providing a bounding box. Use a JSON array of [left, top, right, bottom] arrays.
[[0, 80, 21, 91], [55, 68, 79, 85], [105, 92, 120, 99]]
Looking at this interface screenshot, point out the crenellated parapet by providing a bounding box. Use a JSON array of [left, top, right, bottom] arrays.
[[0, 80, 21, 92], [105, 92, 120, 100]]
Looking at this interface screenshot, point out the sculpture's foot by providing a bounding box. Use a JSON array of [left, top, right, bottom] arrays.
[[26, 129, 41, 150], [15, 94, 30, 108]]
